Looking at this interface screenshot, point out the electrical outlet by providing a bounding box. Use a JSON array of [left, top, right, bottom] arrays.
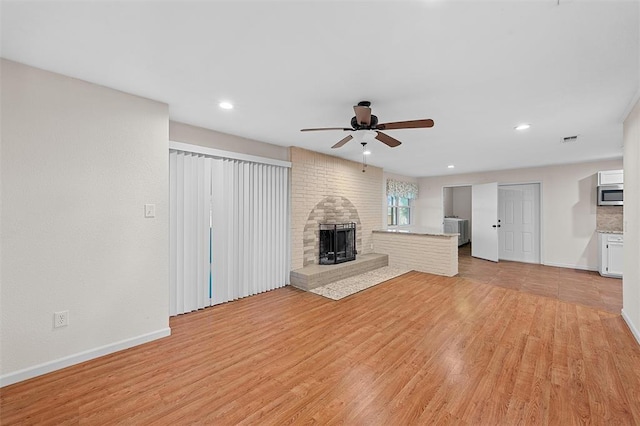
[[54, 310, 69, 328]]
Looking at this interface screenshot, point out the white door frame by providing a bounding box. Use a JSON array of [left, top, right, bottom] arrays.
[[498, 183, 541, 264]]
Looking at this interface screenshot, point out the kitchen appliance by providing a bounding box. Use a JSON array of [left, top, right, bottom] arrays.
[[597, 184, 623, 206], [444, 218, 470, 246]]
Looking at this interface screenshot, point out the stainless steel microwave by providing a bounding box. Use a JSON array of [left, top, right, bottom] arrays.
[[597, 184, 623, 206]]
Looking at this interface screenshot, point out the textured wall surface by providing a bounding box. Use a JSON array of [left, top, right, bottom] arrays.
[[290, 147, 383, 270], [372, 232, 458, 276], [1, 60, 169, 381], [623, 95, 640, 344], [169, 120, 289, 161]]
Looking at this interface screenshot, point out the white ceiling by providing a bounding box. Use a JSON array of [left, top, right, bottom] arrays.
[[2, 1, 638, 177]]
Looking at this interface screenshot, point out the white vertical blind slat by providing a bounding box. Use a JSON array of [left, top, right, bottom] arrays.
[[211, 158, 226, 306], [196, 156, 211, 309], [267, 166, 275, 291], [242, 162, 251, 298], [244, 164, 250, 296], [231, 160, 239, 301], [169, 152, 178, 316], [256, 164, 264, 294], [278, 167, 285, 289], [184, 154, 195, 313], [176, 153, 186, 313]]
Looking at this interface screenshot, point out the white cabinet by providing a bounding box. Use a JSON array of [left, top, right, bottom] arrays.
[[598, 170, 624, 185], [598, 233, 623, 278]]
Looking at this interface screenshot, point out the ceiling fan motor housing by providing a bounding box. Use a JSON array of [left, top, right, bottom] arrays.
[[351, 114, 378, 129]]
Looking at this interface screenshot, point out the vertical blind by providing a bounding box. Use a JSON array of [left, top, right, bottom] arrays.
[[169, 150, 290, 316]]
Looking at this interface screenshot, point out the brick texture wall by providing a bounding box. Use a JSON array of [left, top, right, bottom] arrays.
[[290, 147, 383, 270], [372, 232, 458, 277]]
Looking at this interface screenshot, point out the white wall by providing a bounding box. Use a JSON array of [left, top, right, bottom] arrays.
[[452, 186, 472, 237], [169, 121, 289, 162], [0, 60, 170, 385], [452, 186, 472, 221], [623, 96, 640, 343], [415, 158, 623, 270], [443, 187, 454, 217]]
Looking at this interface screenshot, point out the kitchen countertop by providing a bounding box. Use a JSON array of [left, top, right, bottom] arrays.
[[597, 230, 623, 234], [373, 228, 458, 237]]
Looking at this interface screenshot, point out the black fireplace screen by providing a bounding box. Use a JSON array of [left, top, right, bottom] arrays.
[[319, 223, 357, 265]]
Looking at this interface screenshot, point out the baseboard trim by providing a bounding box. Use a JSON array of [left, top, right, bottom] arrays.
[[0, 327, 171, 388], [622, 309, 640, 346], [542, 261, 597, 272]]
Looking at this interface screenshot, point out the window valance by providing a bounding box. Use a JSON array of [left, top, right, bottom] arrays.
[[386, 179, 418, 199]]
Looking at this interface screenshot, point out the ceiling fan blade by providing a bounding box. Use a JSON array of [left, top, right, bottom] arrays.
[[377, 119, 434, 130], [375, 131, 402, 148], [301, 127, 353, 132], [354, 105, 372, 126], [332, 135, 353, 149]]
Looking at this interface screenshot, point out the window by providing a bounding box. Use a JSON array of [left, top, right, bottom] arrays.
[[388, 195, 411, 227], [386, 178, 417, 228]]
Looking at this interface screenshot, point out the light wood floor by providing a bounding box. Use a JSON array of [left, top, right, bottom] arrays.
[[458, 244, 623, 313], [2, 258, 639, 424]]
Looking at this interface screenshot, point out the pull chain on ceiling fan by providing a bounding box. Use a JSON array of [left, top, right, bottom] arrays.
[[301, 101, 434, 149]]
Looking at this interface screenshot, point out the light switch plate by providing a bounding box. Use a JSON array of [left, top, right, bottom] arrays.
[[144, 204, 156, 218]]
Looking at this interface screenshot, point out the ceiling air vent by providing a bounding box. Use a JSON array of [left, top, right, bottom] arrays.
[[562, 135, 578, 143]]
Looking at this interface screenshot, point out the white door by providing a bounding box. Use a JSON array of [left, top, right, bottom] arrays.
[[498, 184, 540, 263], [472, 182, 499, 262]]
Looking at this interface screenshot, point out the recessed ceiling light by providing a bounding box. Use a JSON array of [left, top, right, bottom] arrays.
[[515, 123, 531, 131], [447, 164, 455, 169], [363, 150, 371, 156], [219, 101, 234, 110]]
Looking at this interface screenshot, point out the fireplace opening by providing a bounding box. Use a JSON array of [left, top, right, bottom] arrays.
[[319, 223, 357, 265]]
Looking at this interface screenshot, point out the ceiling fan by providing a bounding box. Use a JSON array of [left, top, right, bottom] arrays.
[[300, 101, 434, 149]]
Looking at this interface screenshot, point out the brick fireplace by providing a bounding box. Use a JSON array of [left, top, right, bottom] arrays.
[[302, 196, 361, 266], [290, 147, 383, 270]]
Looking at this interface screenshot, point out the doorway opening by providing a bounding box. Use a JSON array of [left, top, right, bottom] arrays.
[[443, 185, 472, 247]]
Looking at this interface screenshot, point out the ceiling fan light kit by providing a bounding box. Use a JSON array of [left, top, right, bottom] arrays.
[[361, 142, 368, 173], [301, 100, 434, 150]]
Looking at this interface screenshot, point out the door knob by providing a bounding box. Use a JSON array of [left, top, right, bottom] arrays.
[[492, 225, 497, 228]]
